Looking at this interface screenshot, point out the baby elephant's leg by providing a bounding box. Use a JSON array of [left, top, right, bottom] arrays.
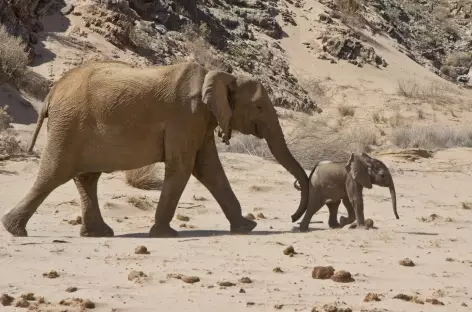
[[339, 198, 356, 227], [326, 200, 341, 228]]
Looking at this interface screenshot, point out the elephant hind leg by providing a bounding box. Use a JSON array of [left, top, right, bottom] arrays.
[[1, 156, 75, 237], [299, 192, 324, 233], [73, 172, 113, 237], [326, 200, 341, 229]]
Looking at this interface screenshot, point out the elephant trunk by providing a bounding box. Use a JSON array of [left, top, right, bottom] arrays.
[[389, 181, 399, 219], [263, 123, 309, 223]]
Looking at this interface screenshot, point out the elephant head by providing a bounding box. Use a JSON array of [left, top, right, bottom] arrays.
[[346, 153, 399, 220], [201, 70, 309, 221]]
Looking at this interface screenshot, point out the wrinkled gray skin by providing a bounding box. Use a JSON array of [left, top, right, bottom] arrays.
[[292, 153, 398, 232], [1, 60, 309, 238]]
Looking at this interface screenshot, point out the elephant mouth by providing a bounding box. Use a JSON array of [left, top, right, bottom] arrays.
[[253, 123, 263, 139]]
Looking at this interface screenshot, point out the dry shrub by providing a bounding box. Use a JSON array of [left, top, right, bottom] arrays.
[[372, 110, 387, 123], [0, 25, 29, 82], [443, 52, 472, 68], [124, 164, 164, 190], [0, 105, 12, 131], [0, 106, 23, 156], [337, 104, 355, 117], [218, 134, 271, 159], [396, 79, 457, 107], [391, 124, 472, 149]]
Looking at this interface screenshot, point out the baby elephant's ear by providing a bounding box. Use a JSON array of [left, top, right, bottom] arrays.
[[345, 153, 373, 189]]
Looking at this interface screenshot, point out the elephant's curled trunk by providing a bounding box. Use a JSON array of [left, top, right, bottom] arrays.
[[264, 124, 308, 223]]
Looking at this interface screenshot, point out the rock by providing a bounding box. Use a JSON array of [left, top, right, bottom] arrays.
[[128, 270, 148, 282], [43, 270, 59, 278], [65, 287, 78, 293], [319, 13, 333, 23], [331, 270, 354, 283], [273, 267, 284, 273], [181, 275, 200, 284], [393, 293, 424, 304], [256, 212, 266, 219], [283, 245, 296, 256], [134, 245, 150, 254], [176, 214, 190, 222], [365, 218, 374, 229], [245, 213, 256, 220], [20, 293, 35, 301], [15, 299, 29, 308], [68, 216, 82, 225], [60, 3, 74, 15], [399, 258, 415, 267], [239, 277, 253, 284], [0, 294, 14, 306], [312, 266, 334, 279], [364, 293, 381, 302], [239, 288, 246, 293], [218, 281, 236, 287], [426, 298, 445, 305]]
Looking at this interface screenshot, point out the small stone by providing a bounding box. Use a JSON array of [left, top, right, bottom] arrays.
[[43, 270, 60, 278], [426, 298, 444, 305], [68, 216, 82, 225], [218, 281, 236, 287], [256, 212, 266, 219], [283, 245, 296, 256], [275, 304, 284, 309], [240, 277, 252, 284], [20, 293, 35, 301], [393, 293, 424, 304], [239, 288, 246, 293], [61, 3, 75, 15], [81, 299, 95, 309], [273, 267, 284, 273], [15, 299, 29, 308], [1, 294, 14, 306], [365, 218, 374, 229], [181, 276, 200, 284], [399, 258, 415, 267], [246, 301, 255, 306], [364, 292, 381, 302], [128, 270, 147, 281], [176, 214, 190, 222], [245, 213, 256, 220], [331, 270, 355, 283], [65, 287, 78, 293], [134, 245, 150, 255], [312, 266, 334, 279]]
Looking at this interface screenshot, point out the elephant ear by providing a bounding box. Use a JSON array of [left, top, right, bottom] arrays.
[[345, 153, 373, 189], [202, 70, 236, 145]]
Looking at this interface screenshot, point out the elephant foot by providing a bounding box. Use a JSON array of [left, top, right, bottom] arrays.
[[339, 216, 354, 228], [80, 222, 114, 237], [1, 213, 28, 237], [328, 221, 341, 229], [348, 223, 369, 230], [149, 224, 178, 238], [230, 217, 257, 234]]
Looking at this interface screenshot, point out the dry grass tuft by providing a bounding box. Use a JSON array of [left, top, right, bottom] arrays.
[[218, 134, 271, 159], [391, 124, 472, 149], [0, 25, 29, 82], [0, 106, 24, 156], [396, 79, 458, 107], [337, 104, 355, 117], [124, 164, 164, 190], [372, 110, 387, 124]]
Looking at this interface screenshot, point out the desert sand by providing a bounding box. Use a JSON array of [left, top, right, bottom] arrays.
[[1, 0, 472, 311]]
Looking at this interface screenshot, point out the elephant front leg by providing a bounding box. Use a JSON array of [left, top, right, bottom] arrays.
[[74, 172, 113, 237], [326, 201, 341, 229], [339, 198, 356, 227], [192, 135, 257, 234], [150, 161, 194, 238], [346, 181, 368, 229]]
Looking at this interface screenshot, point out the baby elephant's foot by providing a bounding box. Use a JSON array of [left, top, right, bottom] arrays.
[[328, 221, 342, 229], [348, 223, 369, 230], [339, 216, 354, 228], [1, 213, 28, 237], [230, 216, 257, 234], [149, 224, 178, 238], [80, 222, 114, 237]]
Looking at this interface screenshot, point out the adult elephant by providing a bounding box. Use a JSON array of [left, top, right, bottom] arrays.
[[1, 60, 309, 238]]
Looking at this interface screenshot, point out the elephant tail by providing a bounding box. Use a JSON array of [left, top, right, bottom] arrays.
[[27, 94, 50, 154]]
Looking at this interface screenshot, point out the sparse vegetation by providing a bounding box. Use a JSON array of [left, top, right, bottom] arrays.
[[391, 125, 472, 149], [337, 104, 355, 117], [124, 164, 163, 190], [372, 110, 387, 124], [0, 25, 29, 83]]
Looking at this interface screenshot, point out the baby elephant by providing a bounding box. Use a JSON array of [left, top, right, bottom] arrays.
[[292, 152, 399, 232]]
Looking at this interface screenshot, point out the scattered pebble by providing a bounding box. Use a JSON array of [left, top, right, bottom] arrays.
[[312, 304, 352, 312], [176, 214, 190, 222], [15, 299, 29, 308], [68, 216, 82, 225], [445, 257, 455, 262], [462, 302, 468, 307], [239, 288, 246, 293], [283, 245, 297, 256], [312, 266, 334, 279], [331, 270, 354, 283], [399, 258, 415, 267], [365, 218, 374, 229], [245, 213, 256, 221], [218, 281, 236, 287], [65, 287, 78, 293], [275, 304, 284, 309], [20, 293, 35, 301], [246, 301, 255, 306], [59, 298, 95, 309], [1, 294, 14, 306], [239, 277, 252, 284], [393, 293, 424, 304], [43, 270, 60, 278], [167, 273, 200, 284], [134, 245, 150, 255], [128, 270, 147, 281], [426, 298, 445, 305], [256, 212, 266, 219], [273, 267, 284, 273], [364, 293, 381, 302]]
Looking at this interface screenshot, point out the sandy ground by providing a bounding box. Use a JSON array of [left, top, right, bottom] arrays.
[[1, 142, 472, 311], [1, 0, 472, 311]]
